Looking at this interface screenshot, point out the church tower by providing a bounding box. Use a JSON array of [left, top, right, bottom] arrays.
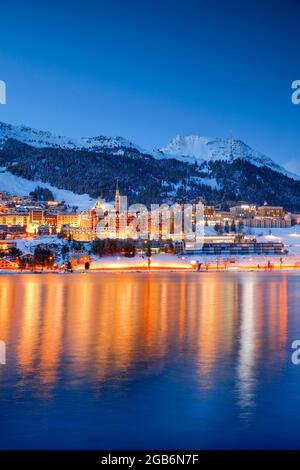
[[115, 179, 120, 237], [115, 179, 120, 214]]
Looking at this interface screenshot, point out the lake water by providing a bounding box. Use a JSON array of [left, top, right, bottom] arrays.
[[0, 271, 300, 449]]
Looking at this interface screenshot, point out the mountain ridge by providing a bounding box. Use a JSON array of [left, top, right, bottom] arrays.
[[160, 134, 299, 180], [0, 121, 297, 180], [0, 121, 147, 155], [0, 121, 299, 211]]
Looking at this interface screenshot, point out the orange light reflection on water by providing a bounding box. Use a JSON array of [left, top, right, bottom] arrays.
[[0, 272, 289, 407]]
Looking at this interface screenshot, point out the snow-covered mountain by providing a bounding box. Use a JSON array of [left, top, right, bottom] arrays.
[[0, 121, 143, 154], [0, 122, 297, 180], [0, 121, 300, 210], [160, 135, 299, 180]]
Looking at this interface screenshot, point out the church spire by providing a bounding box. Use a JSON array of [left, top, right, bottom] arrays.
[[115, 179, 120, 214], [115, 179, 121, 237]]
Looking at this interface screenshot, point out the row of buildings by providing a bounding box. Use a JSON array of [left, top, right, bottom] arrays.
[[0, 185, 296, 245], [205, 203, 292, 228]]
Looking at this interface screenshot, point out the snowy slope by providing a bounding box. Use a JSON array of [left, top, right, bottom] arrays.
[[0, 168, 96, 209], [160, 135, 300, 180]]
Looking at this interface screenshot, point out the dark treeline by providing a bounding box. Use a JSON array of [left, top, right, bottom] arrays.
[[91, 239, 136, 257], [29, 186, 54, 201], [0, 247, 22, 259], [19, 246, 55, 270]]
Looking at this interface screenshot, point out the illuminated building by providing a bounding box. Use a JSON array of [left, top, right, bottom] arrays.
[[29, 209, 44, 225], [114, 180, 128, 238], [257, 205, 284, 218], [44, 214, 57, 232], [0, 240, 17, 253], [92, 199, 107, 224], [185, 240, 284, 255], [230, 204, 257, 217], [57, 213, 80, 230], [0, 213, 29, 227], [247, 217, 291, 228], [45, 201, 59, 207], [0, 258, 18, 269], [79, 210, 93, 229], [204, 205, 215, 222], [67, 227, 96, 242], [115, 179, 120, 214]]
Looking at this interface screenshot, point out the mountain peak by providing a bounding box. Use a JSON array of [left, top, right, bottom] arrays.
[[161, 135, 219, 160], [0, 121, 142, 154], [160, 134, 299, 180]]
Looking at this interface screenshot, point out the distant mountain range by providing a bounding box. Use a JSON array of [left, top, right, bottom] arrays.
[[0, 121, 299, 210]]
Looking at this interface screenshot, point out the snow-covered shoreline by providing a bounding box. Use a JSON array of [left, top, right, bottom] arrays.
[[2, 260, 300, 275], [2, 227, 300, 274]]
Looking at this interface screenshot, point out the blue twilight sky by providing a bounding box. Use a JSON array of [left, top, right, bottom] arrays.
[[0, 0, 299, 171]]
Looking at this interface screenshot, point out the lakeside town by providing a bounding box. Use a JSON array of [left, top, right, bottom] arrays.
[[1, 181, 300, 272]]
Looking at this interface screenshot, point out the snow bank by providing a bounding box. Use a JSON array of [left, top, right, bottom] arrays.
[[89, 254, 192, 270], [0, 169, 96, 209], [251, 226, 300, 255]]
